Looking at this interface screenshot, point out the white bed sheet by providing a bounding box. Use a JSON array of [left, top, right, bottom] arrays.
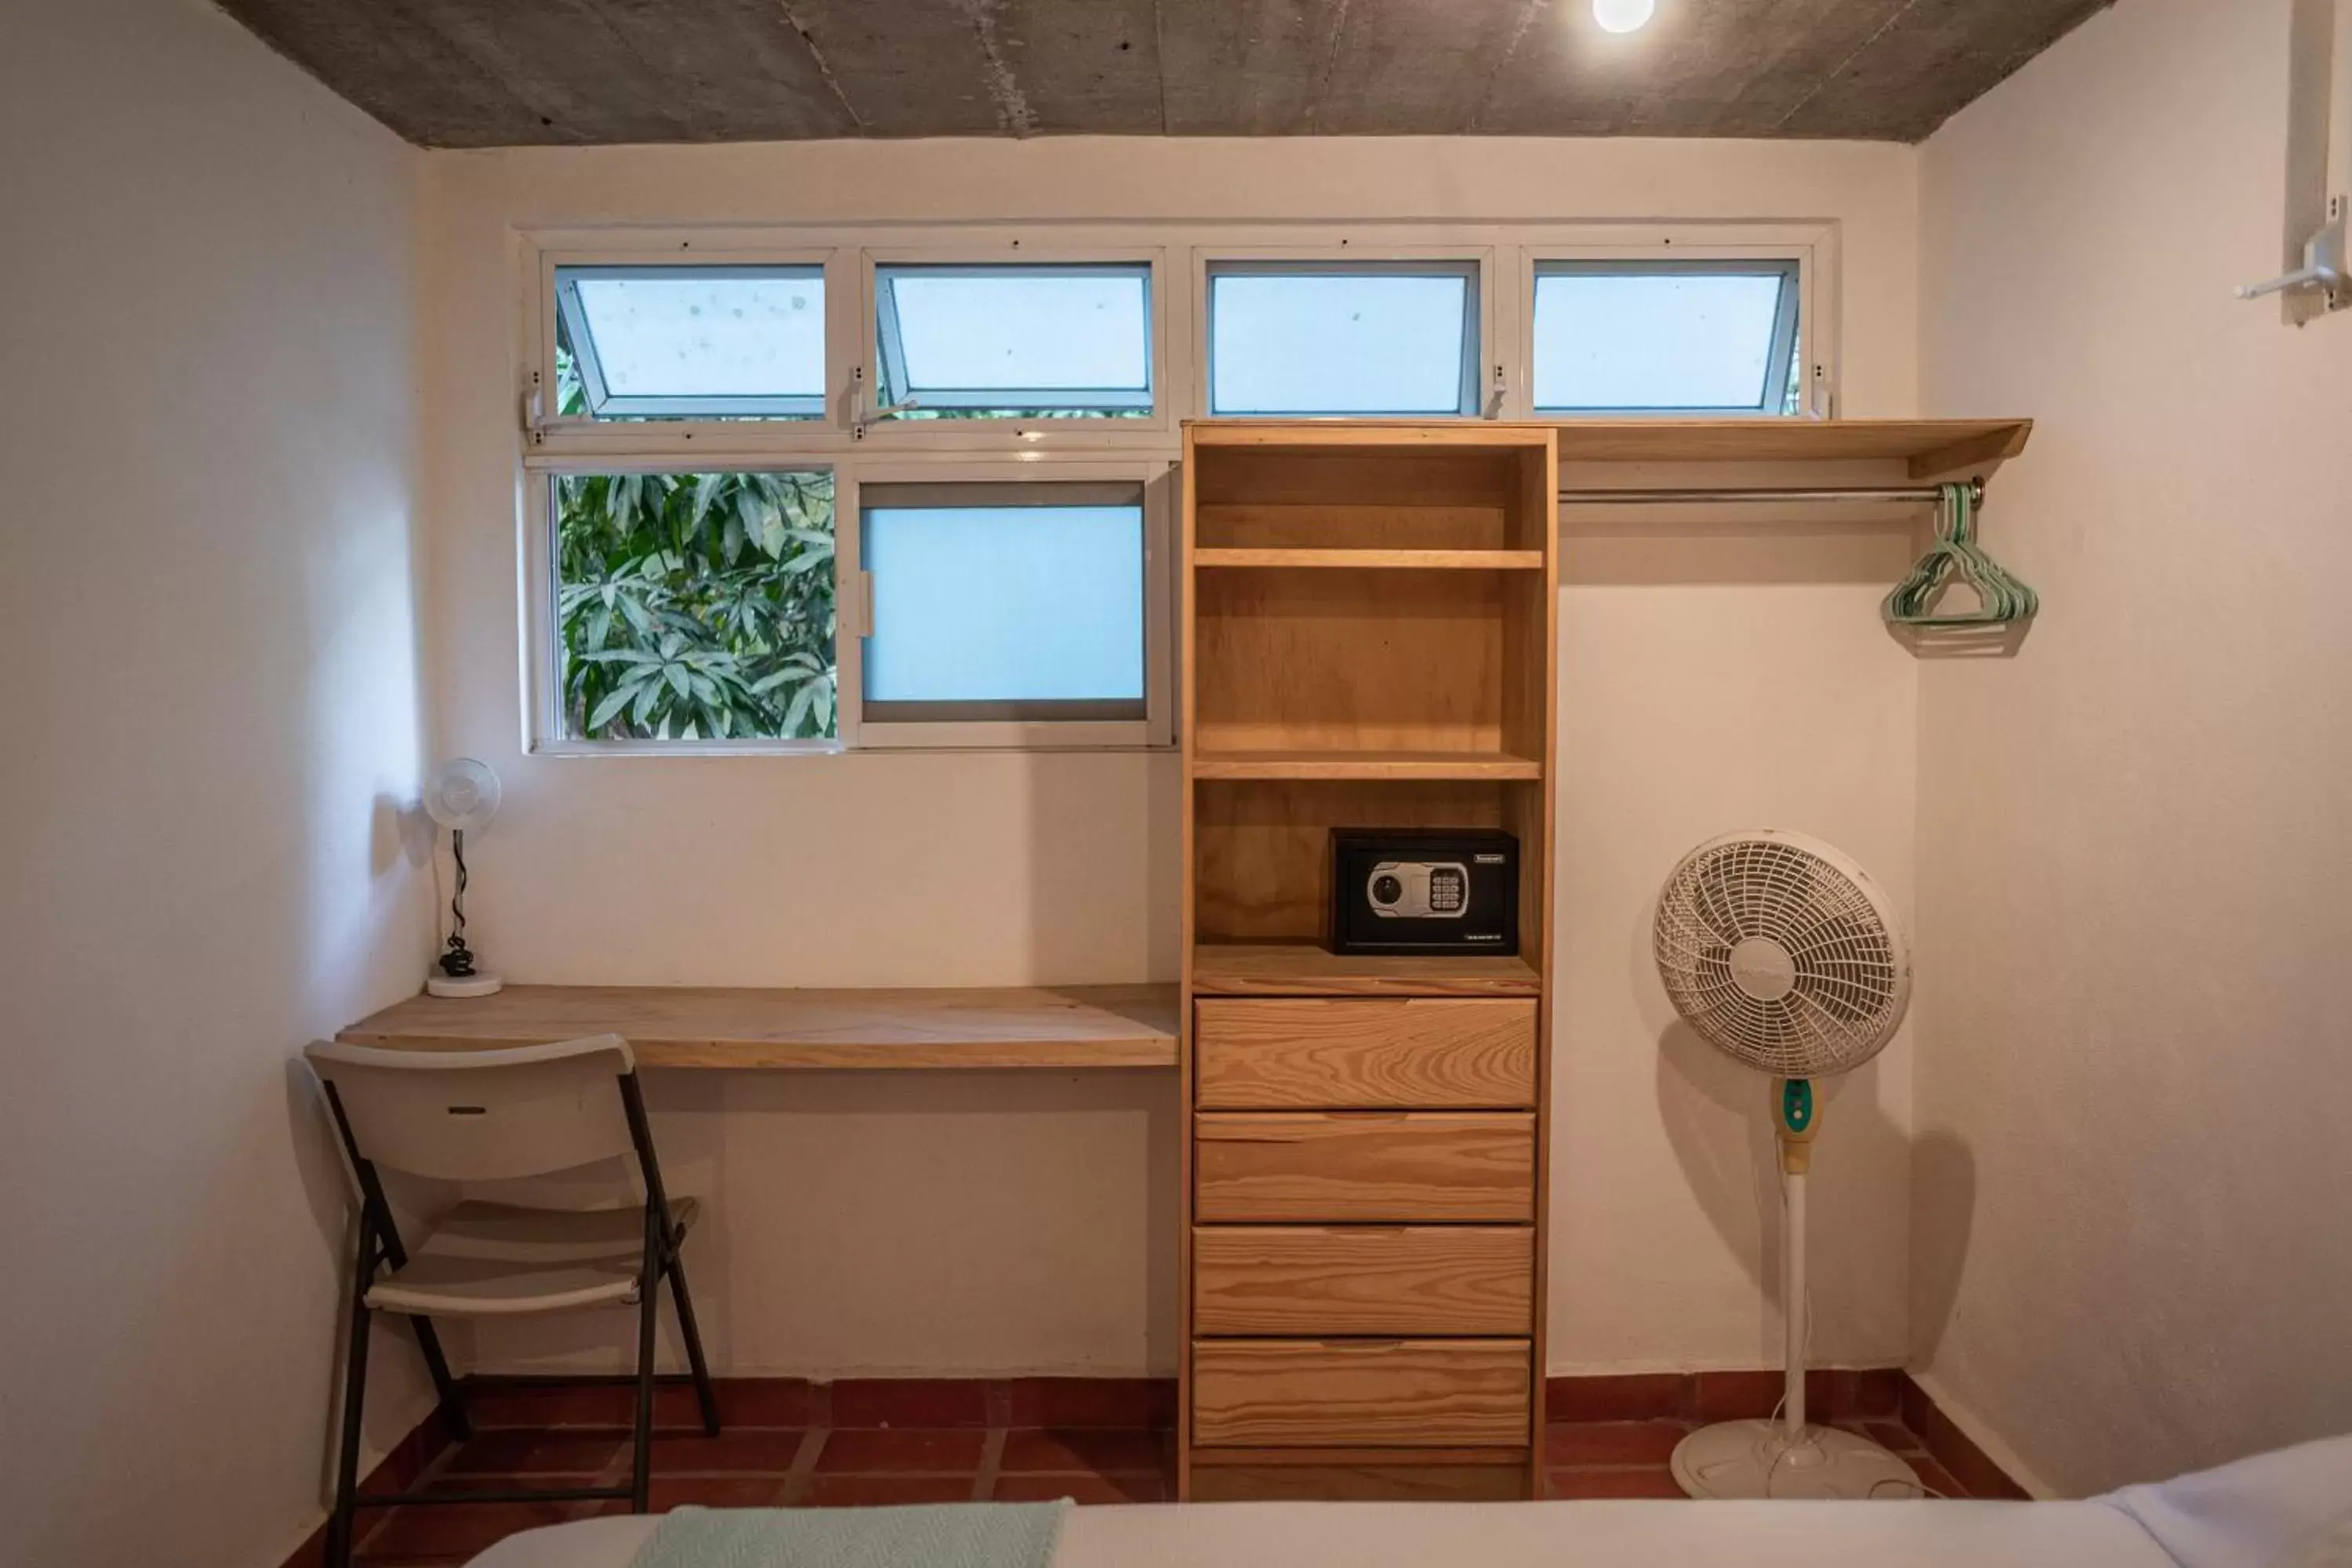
[[464, 1433, 2352, 1568]]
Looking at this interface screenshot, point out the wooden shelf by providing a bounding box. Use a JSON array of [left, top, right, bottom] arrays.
[[339, 983, 1179, 1070], [1193, 751, 1544, 782], [1193, 548, 1547, 572], [1192, 942, 1542, 999], [1546, 417, 2032, 479], [1188, 417, 2031, 481]]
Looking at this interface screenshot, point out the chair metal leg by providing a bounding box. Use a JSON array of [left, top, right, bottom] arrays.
[[410, 1317, 471, 1443], [326, 1216, 377, 1568], [630, 1209, 659, 1512], [666, 1258, 720, 1437]]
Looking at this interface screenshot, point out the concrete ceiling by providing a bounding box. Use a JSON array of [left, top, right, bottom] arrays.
[[217, 0, 2115, 148]]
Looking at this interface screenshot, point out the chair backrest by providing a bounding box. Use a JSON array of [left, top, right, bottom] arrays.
[[305, 1035, 640, 1183]]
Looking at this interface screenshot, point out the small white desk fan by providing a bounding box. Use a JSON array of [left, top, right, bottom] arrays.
[[1651, 829, 1917, 1499], [423, 757, 503, 999]]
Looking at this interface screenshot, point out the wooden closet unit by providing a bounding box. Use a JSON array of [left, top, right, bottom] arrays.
[[1179, 423, 1559, 1503]]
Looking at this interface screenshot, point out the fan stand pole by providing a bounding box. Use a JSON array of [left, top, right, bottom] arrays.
[[1668, 1080, 1919, 1500], [1784, 1163, 1806, 1443]]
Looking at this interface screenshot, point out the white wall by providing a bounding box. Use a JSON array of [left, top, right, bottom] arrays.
[[1915, 0, 2352, 1497], [0, 1, 434, 1564], [422, 136, 1926, 1379]]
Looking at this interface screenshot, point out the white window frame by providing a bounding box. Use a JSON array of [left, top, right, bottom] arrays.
[[837, 459, 1177, 750], [521, 458, 844, 757], [515, 221, 1836, 755], [1512, 227, 1837, 419], [1194, 245, 1498, 419], [858, 247, 1171, 436]]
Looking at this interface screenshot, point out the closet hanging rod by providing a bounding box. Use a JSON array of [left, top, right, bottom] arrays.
[[1559, 479, 1984, 506]]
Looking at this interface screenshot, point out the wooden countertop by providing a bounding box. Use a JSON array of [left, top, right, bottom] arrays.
[[338, 983, 1179, 1070]]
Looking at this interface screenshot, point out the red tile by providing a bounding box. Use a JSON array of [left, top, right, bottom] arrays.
[[1693, 1370, 1785, 1421], [716, 1378, 825, 1428], [1857, 1421, 1928, 1456], [358, 1497, 586, 1561], [1900, 1381, 2031, 1500], [1908, 1455, 1968, 1500], [653, 1428, 810, 1473], [999, 1428, 1167, 1475], [1546, 1467, 1688, 1499], [993, 1472, 1166, 1504], [1816, 1368, 1904, 1419], [650, 1476, 789, 1511], [461, 1383, 631, 1429], [1545, 1374, 1693, 1423], [801, 1475, 979, 1508], [1002, 1378, 1174, 1430], [1544, 1421, 1689, 1467], [828, 1379, 992, 1429], [444, 1429, 626, 1476], [814, 1428, 989, 1474]]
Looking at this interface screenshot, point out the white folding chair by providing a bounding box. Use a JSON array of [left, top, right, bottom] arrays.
[[303, 1035, 717, 1568]]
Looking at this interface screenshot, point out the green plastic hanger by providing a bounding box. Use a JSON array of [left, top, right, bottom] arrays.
[[1882, 481, 2038, 628]]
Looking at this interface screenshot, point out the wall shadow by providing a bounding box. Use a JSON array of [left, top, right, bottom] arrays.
[[1907, 1129, 1979, 1363]]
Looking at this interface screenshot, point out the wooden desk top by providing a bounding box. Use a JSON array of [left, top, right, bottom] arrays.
[[339, 983, 1179, 1070]]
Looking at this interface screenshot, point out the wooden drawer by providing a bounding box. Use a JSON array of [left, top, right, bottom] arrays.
[[1192, 1339, 1531, 1447], [1193, 1226, 1532, 1336], [1193, 999, 1537, 1109], [1195, 1112, 1534, 1222]]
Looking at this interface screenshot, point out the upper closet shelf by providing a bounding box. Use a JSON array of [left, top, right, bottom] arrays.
[[1544, 418, 2032, 479], [1192, 548, 1546, 571]]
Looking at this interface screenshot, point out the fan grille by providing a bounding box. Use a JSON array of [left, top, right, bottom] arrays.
[[1652, 833, 1911, 1076]]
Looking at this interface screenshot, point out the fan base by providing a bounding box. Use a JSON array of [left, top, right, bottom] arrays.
[[426, 970, 505, 999], [1671, 1419, 1923, 1500]]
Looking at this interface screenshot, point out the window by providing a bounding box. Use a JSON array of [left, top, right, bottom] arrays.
[[1207, 262, 1480, 416], [554, 265, 826, 419], [1531, 260, 1802, 416], [857, 483, 1148, 724], [873, 263, 1152, 419], [553, 470, 836, 741]]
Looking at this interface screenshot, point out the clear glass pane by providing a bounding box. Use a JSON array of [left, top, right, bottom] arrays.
[[554, 470, 837, 741], [864, 500, 1145, 704], [879, 266, 1150, 416], [1210, 269, 1474, 416], [1533, 268, 1792, 412], [557, 267, 826, 418]]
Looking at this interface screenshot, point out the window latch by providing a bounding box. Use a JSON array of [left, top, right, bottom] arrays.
[[521, 372, 548, 445], [1481, 364, 1505, 419], [848, 366, 920, 439]]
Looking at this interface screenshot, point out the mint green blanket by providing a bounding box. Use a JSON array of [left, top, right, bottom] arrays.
[[630, 1502, 1068, 1568]]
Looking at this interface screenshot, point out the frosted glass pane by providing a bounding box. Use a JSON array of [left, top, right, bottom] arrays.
[[865, 504, 1145, 702], [564, 267, 825, 410], [884, 269, 1150, 397], [1533, 270, 1790, 412], [1210, 271, 1472, 415]]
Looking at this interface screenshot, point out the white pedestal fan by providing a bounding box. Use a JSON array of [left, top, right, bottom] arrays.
[[1651, 829, 1918, 1500]]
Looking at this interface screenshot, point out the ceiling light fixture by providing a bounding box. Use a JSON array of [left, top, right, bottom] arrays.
[[1594, 0, 1655, 33]]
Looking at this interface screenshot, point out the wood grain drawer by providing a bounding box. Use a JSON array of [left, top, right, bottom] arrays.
[[1192, 1339, 1531, 1447], [1193, 999, 1537, 1109], [1195, 1112, 1534, 1222], [1193, 1226, 1532, 1336]]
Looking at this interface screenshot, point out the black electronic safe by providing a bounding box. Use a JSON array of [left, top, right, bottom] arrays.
[[1329, 829, 1519, 956]]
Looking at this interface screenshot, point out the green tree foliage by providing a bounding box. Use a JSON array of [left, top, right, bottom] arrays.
[[555, 470, 837, 741]]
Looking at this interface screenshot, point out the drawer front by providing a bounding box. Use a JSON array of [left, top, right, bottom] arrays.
[[1195, 1112, 1535, 1222], [1193, 1226, 1533, 1336], [1194, 999, 1537, 1109], [1192, 1339, 1532, 1448]]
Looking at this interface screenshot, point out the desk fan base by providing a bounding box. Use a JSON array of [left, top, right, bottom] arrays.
[[1671, 1418, 1922, 1500]]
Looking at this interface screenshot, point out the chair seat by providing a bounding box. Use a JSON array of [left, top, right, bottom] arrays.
[[364, 1199, 699, 1317]]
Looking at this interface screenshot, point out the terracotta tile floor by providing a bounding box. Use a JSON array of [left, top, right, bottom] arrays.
[[350, 1411, 1973, 1566]]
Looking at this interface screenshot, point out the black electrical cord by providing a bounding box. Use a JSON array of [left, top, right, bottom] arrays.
[[439, 828, 478, 978]]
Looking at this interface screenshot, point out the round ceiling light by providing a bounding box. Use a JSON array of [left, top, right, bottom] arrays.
[[1594, 0, 1656, 33]]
